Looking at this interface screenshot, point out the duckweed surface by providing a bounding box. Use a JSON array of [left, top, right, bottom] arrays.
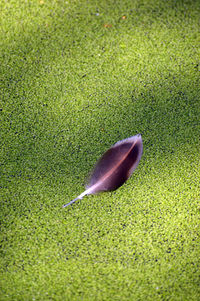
[[0, 0, 200, 300]]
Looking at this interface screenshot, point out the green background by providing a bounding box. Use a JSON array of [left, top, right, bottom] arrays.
[[0, 0, 199, 300]]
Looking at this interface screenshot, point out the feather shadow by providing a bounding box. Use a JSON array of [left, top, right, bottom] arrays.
[[63, 134, 143, 207]]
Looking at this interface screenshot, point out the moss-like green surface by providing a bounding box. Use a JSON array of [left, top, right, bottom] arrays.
[[0, 0, 200, 300]]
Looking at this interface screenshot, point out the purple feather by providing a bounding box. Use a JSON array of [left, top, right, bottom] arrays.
[[63, 134, 143, 207]]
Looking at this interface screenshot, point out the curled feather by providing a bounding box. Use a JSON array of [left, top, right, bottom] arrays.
[[63, 134, 143, 207]]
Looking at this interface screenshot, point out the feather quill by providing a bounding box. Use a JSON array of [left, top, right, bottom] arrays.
[[63, 134, 143, 207]]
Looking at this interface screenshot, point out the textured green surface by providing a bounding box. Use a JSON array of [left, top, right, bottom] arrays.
[[0, 0, 200, 300]]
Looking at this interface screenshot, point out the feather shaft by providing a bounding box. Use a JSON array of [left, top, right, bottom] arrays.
[[62, 187, 93, 207]]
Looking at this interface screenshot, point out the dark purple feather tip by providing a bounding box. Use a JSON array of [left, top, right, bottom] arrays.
[[63, 134, 143, 207]]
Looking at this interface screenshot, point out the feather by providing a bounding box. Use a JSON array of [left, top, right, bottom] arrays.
[[63, 134, 143, 207]]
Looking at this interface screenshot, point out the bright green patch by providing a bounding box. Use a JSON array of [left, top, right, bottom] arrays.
[[0, 0, 200, 300]]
